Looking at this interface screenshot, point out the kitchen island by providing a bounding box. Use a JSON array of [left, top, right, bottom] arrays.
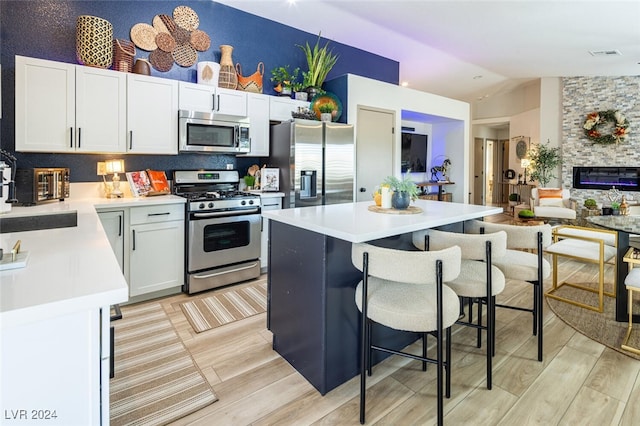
[[262, 200, 502, 395]]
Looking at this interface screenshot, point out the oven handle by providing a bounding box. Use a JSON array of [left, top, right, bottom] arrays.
[[191, 208, 260, 218], [192, 262, 259, 279]]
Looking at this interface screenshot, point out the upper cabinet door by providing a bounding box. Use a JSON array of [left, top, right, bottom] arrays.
[[127, 74, 179, 155], [15, 56, 127, 153], [15, 56, 75, 152], [239, 93, 270, 157], [215, 87, 247, 117], [269, 97, 310, 122], [75, 66, 127, 153], [178, 81, 215, 112]]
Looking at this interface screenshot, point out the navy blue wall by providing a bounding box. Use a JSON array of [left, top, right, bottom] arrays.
[[0, 0, 398, 182]]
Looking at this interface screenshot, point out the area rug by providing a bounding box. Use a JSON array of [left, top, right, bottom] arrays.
[[180, 279, 268, 333], [110, 303, 218, 426], [546, 280, 640, 361]]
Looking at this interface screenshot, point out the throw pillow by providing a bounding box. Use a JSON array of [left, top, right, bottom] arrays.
[[536, 188, 564, 207]]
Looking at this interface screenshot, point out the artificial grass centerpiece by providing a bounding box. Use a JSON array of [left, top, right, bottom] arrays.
[[518, 209, 535, 219]]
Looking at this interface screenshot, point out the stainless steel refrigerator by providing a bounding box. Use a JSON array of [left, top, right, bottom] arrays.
[[270, 119, 354, 209]]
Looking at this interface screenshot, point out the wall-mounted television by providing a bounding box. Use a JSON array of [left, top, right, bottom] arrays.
[[401, 132, 428, 173]]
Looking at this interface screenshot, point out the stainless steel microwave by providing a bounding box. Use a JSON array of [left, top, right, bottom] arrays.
[[178, 110, 250, 154], [15, 167, 70, 205]]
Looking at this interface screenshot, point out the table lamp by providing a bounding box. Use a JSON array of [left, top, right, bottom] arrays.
[[521, 159, 530, 184], [97, 159, 125, 198]]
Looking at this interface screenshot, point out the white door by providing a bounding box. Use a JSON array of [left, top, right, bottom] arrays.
[[355, 106, 395, 202], [473, 137, 484, 205]]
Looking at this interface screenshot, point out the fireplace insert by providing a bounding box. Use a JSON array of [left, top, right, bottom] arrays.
[[573, 166, 640, 191]]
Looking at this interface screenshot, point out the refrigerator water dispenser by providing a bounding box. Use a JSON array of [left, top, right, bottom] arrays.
[[300, 170, 317, 199]]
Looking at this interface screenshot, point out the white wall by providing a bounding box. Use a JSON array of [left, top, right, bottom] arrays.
[[346, 74, 470, 202]]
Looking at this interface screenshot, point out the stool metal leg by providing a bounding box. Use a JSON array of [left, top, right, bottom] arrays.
[[621, 286, 640, 355]]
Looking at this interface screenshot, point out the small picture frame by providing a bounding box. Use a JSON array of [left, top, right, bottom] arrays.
[[261, 168, 280, 191]]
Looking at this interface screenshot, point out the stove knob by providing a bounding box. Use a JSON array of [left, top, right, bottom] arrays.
[[198, 203, 205, 209], [208, 202, 214, 208], [241, 200, 247, 205], [248, 200, 254, 205]]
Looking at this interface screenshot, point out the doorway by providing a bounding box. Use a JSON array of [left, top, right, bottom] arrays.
[[355, 106, 395, 202]]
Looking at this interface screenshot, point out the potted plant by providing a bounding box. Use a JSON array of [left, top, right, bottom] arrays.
[[584, 198, 598, 210], [270, 65, 299, 97], [291, 81, 308, 101], [611, 201, 621, 215], [508, 193, 520, 206], [318, 103, 334, 122], [527, 139, 562, 187], [383, 175, 419, 210], [297, 32, 339, 99]]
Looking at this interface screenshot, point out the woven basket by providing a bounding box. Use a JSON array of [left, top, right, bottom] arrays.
[[236, 62, 264, 93], [113, 39, 135, 72], [76, 15, 113, 68]]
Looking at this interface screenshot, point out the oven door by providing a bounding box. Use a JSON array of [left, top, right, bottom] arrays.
[[188, 210, 261, 272]]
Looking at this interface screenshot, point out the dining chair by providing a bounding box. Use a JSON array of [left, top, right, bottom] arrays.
[[413, 229, 507, 390], [464, 220, 552, 361], [352, 243, 461, 425]]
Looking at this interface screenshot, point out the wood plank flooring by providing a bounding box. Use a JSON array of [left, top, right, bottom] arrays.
[[136, 212, 640, 425]]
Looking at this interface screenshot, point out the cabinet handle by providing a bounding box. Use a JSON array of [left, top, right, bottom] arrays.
[[129, 130, 133, 150], [78, 127, 81, 148], [217, 94, 220, 111], [118, 215, 122, 237], [132, 229, 136, 251], [212, 94, 215, 111], [148, 212, 171, 217], [70, 127, 73, 148]]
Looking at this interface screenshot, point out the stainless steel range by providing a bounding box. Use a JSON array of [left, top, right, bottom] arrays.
[[173, 170, 261, 294]]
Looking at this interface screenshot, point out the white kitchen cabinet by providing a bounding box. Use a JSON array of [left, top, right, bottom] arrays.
[[129, 204, 184, 297], [15, 55, 126, 153], [269, 96, 310, 121], [1, 307, 109, 425], [239, 92, 270, 157], [260, 195, 283, 271], [178, 81, 247, 117], [127, 73, 179, 154], [97, 210, 126, 275]]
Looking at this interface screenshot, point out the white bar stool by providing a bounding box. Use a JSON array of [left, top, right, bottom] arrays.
[[622, 255, 640, 355]]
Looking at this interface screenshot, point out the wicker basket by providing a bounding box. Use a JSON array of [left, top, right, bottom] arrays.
[[76, 15, 113, 68], [113, 39, 135, 72], [236, 62, 264, 93]]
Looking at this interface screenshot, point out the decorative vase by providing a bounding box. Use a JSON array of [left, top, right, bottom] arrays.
[[295, 92, 308, 101], [132, 59, 151, 75], [305, 86, 321, 100], [76, 15, 113, 68], [218, 45, 238, 89], [197, 61, 220, 86], [320, 113, 332, 122], [392, 191, 411, 210]]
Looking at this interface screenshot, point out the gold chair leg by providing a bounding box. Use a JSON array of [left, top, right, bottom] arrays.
[[621, 287, 640, 355]]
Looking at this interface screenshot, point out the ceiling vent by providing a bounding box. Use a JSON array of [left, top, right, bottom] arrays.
[[589, 49, 622, 57]]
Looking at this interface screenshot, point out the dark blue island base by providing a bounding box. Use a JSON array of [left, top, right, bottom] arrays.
[[267, 220, 421, 395]]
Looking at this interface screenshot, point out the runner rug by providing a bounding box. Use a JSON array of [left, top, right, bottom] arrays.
[[180, 279, 268, 333], [110, 303, 218, 426]]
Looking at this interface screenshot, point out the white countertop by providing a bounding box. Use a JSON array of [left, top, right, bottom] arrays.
[[0, 195, 185, 328], [262, 200, 503, 243]]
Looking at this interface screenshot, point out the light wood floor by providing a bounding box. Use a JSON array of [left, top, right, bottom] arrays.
[[144, 213, 640, 425]]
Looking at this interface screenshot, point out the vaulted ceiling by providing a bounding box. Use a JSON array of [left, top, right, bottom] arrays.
[[217, 0, 640, 103]]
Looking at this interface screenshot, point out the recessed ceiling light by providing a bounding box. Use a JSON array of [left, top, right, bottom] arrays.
[[589, 49, 622, 57]]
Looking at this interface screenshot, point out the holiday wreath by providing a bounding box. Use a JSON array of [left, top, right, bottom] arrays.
[[583, 110, 629, 144]]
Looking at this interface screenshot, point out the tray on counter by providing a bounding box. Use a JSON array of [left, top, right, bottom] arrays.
[[0, 251, 29, 271], [367, 205, 423, 215]]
